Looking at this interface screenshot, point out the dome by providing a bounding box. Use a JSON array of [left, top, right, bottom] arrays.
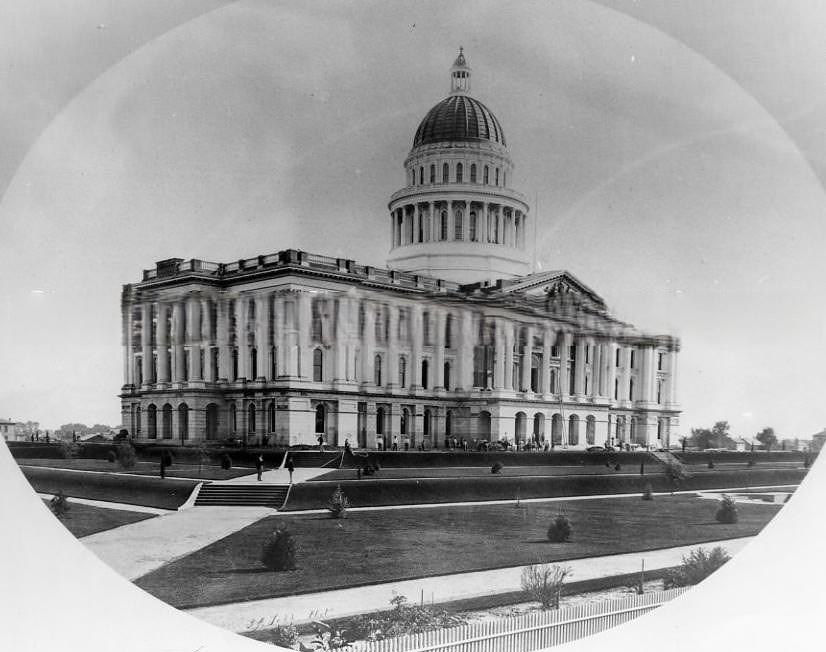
[[413, 95, 507, 148]]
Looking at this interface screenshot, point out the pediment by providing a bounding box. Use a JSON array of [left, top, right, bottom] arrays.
[[503, 270, 605, 308]]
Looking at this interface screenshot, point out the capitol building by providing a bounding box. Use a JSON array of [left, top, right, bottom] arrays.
[[119, 51, 680, 450]]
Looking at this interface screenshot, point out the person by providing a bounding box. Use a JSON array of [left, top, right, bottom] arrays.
[[256, 455, 264, 481], [357, 466, 362, 480], [159, 456, 166, 479], [317, 435, 324, 450], [344, 439, 351, 454], [286, 457, 295, 484], [392, 435, 398, 451]]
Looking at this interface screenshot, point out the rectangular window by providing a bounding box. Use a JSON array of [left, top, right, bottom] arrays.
[[657, 352, 664, 371], [551, 345, 560, 358], [615, 348, 621, 367], [630, 350, 635, 369], [211, 348, 219, 380]]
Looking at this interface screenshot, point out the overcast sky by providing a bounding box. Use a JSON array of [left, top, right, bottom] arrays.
[[1, 0, 824, 439]]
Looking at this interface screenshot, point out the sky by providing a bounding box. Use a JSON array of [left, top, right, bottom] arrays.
[[0, 0, 824, 439]]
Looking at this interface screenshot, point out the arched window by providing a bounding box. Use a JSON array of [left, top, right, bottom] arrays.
[[268, 401, 276, 433], [440, 211, 448, 240], [248, 403, 256, 435], [470, 163, 477, 183], [456, 162, 463, 183], [135, 406, 142, 436], [147, 404, 157, 439], [483, 165, 489, 184], [424, 409, 432, 439], [442, 162, 449, 183], [178, 403, 189, 440], [429, 164, 435, 183], [454, 210, 463, 240], [399, 356, 407, 388], [315, 404, 326, 434], [443, 361, 451, 390], [229, 403, 237, 433], [313, 348, 323, 382], [533, 413, 545, 442], [445, 410, 453, 438], [586, 415, 596, 445], [421, 359, 429, 389], [469, 211, 477, 241], [374, 354, 383, 386], [250, 347, 257, 379], [162, 404, 173, 439], [401, 408, 409, 435], [206, 403, 219, 440], [376, 406, 385, 435], [551, 413, 563, 445], [629, 417, 637, 443], [419, 166, 424, 185], [445, 314, 453, 348], [569, 415, 580, 446]]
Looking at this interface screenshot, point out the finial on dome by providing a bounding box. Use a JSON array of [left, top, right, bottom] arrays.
[[450, 47, 471, 95]]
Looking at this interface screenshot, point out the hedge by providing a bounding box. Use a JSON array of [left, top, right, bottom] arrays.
[[21, 466, 199, 510], [341, 450, 658, 469], [6, 442, 69, 459], [675, 451, 807, 465], [282, 467, 807, 511], [132, 443, 284, 467]]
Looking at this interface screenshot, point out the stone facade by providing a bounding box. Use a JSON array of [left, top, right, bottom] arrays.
[[118, 51, 680, 449]]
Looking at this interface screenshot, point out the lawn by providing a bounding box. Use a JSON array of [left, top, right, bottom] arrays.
[[42, 499, 155, 538], [135, 493, 782, 609], [19, 458, 255, 480]]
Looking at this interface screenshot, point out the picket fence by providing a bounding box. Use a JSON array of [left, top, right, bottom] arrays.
[[349, 587, 689, 652]]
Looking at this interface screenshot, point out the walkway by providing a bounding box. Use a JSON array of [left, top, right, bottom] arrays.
[[37, 492, 171, 515], [184, 536, 754, 632], [82, 506, 276, 580], [218, 467, 330, 485]]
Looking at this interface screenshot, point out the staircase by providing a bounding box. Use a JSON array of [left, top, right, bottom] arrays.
[[650, 450, 680, 466], [194, 483, 290, 508], [287, 451, 342, 468]]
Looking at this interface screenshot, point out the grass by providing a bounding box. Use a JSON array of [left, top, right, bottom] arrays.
[[135, 493, 782, 609], [22, 466, 199, 509], [42, 499, 155, 538], [19, 458, 255, 480]]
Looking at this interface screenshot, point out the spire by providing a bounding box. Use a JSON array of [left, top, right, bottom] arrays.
[[450, 46, 471, 95]]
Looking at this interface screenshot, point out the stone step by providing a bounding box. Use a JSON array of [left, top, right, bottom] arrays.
[[194, 484, 290, 508]]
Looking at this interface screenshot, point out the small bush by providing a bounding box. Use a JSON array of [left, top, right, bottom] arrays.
[[348, 595, 469, 641], [107, 450, 117, 463], [328, 485, 350, 519], [664, 546, 730, 588], [268, 620, 299, 649], [49, 491, 70, 520], [547, 513, 572, 542], [261, 527, 297, 571], [707, 460, 715, 469], [520, 564, 571, 609], [715, 494, 739, 524], [747, 459, 755, 467], [641, 482, 654, 501], [614, 463, 622, 471], [220, 453, 233, 470], [491, 461, 504, 474], [116, 442, 137, 470]]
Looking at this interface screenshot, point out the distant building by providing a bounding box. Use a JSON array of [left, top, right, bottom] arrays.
[[810, 430, 826, 453], [1, 419, 38, 442], [119, 51, 681, 450]]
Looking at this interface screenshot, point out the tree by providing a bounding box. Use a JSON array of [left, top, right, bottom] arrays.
[[711, 421, 736, 449], [756, 427, 777, 452], [664, 546, 730, 588], [521, 564, 571, 609], [689, 427, 714, 450]]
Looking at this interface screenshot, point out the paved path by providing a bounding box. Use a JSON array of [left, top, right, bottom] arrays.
[[83, 506, 276, 580], [218, 467, 330, 485], [37, 492, 172, 515], [184, 536, 754, 632]]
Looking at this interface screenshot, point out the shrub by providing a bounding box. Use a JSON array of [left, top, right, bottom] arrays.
[[641, 482, 654, 501], [328, 485, 350, 519], [715, 494, 739, 524], [261, 527, 297, 571], [664, 461, 690, 494], [309, 621, 351, 650], [349, 595, 468, 641], [491, 461, 504, 474], [747, 459, 755, 467], [107, 450, 117, 463], [116, 442, 137, 470], [49, 491, 70, 520], [220, 453, 233, 470], [547, 513, 572, 542], [268, 620, 299, 649], [520, 564, 571, 609], [664, 546, 730, 588], [804, 454, 812, 469], [614, 463, 622, 471], [707, 460, 715, 469]]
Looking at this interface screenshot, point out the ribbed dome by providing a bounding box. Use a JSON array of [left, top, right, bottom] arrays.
[[413, 95, 506, 148]]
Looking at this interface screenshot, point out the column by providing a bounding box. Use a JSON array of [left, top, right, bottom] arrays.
[[333, 296, 349, 383], [187, 297, 202, 380], [575, 338, 586, 396], [433, 310, 446, 390], [457, 309, 474, 391], [668, 350, 679, 406], [122, 307, 131, 386], [520, 325, 534, 392], [362, 301, 375, 384], [479, 202, 489, 244], [217, 298, 231, 381], [591, 340, 603, 399], [171, 302, 185, 382], [157, 303, 169, 382], [504, 322, 515, 390], [297, 292, 311, 379], [558, 332, 571, 399], [606, 342, 618, 402], [235, 296, 248, 380], [141, 302, 152, 386], [541, 327, 552, 395], [274, 295, 286, 377], [410, 304, 423, 388], [428, 202, 435, 241], [493, 320, 505, 389], [387, 304, 399, 389], [255, 294, 268, 380]]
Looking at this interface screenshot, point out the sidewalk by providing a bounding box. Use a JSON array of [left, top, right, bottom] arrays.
[[82, 506, 276, 580], [37, 492, 171, 515], [218, 467, 330, 485], [184, 536, 754, 632]]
